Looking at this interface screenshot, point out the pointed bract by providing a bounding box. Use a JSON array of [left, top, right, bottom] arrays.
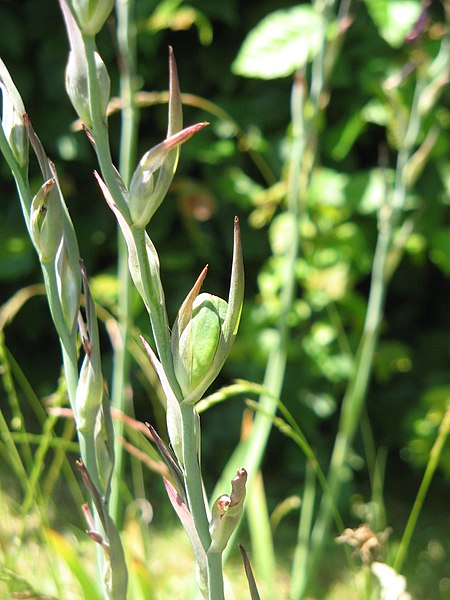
[[171, 218, 244, 404]]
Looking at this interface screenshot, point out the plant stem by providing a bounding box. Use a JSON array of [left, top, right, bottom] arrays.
[[305, 74, 427, 593], [394, 406, 450, 572], [109, 0, 139, 525], [181, 402, 210, 550], [181, 402, 225, 597], [207, 552, 225, 600], [290, 462, 316, 599], [83, 34, 131, 220], [217, 68, 305, 565]]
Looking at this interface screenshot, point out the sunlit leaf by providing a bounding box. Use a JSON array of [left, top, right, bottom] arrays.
[[364, 0, 422, 48], [232, 6, 324, 79]]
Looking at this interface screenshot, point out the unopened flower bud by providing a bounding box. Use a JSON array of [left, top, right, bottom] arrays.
[[1, 86, 28, 168], [66, 49, 110, 128], [0, 60, 28, 169], [128, 48, 208, 229], [172, 291, 228, 399], [56, 235, 82, 333], [30, 178, 64, 262], [69, 0, 114, 35], [60, 0, 110, 127], [171, 218, 244, 404], [129, 122, 207, 228]]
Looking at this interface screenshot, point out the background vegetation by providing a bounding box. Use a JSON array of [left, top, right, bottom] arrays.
[[0, 0, 449, 598]]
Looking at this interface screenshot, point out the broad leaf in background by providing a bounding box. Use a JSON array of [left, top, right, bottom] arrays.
[[232, 6, 324, 79], [364, 0, 422, 48]]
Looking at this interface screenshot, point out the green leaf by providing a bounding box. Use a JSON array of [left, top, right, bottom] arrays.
[[47, 530, 103, 600], [232, 6, 324, 79], [364, 0, 422, 48]]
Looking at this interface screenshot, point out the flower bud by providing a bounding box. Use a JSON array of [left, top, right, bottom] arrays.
[[30, 178, 64, 262], [172, 291, 228, 399], [129, 122, 208, 228], [128, 49, 207, 229], [56, 235, 82, 333], [66, 49, 110, 128], [60, 0, 110, 127], [209, 468, 247, 554], [0, 60, 28, 169], [69, 0, 114, 35], [171, 218, 244, 404], [1, 85, 28, 169]]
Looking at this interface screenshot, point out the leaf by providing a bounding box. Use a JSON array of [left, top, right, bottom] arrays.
[[163, 477, 207, 583], [47, 529, 103, 600], [239, 544, 261, 600], [364, 0, 422, 48], [232, 6, 324, 79]]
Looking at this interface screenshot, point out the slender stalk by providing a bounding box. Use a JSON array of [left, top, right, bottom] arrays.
[[290, 462, 316, 599], [132, 227, 175, 382], [305, 74, 428, 592], [218, 68, 305, 564], [84, 22, 216, 600], [82, 34, 131, 220], [181, 402, 210, 550], [109, 0, 139, 525], [305, 211, 391, 587], [394, 406, 450, 572], [181, 402, 227, 598], [207, 552, 225, 600]]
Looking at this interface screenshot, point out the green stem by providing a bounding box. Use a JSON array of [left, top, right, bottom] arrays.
[[305, 212, 390, 584], [109, 0, 139, 525], [305, 75, 427, 592], [290, 462, 316, 599], [181, 402, 210, 551], [132, 227, 175, 382], [207, 552, 225, 600], [393, 406, 450, 572], [83, 34, 131, 220], [218, 69, 305, 565]]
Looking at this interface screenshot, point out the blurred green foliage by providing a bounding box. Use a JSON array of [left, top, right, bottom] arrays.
[[1, 1, 449, 598]]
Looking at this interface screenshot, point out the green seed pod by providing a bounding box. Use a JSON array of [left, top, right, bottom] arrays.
[[69, 0, 114, 35], [172, 292, 228, 399]]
